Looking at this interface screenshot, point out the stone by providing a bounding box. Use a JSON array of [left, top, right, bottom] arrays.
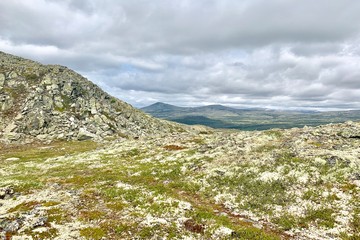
[[350, 173, 360, 180], [3, 132, 21, 141], [31, 216, 48, 228], [5, 157, 20, 161], [4, 122, 17, 133], [36, 134, 50, 141], [42, 75, 52, 85], [14, 113, 23, 120], [212, 226, 234, 238], [0, 73, 5, 86], [4, 220, 20, 232], [8, 71, 18, 79], [327, 156, 337, 166], [0, 186, 15, 199], [57, 133, 65, 139], [77, 128, 97, 141]]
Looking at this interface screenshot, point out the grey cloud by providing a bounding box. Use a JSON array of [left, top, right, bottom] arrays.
[[1, 0, 360, 110], [3, 1, 360, 55], [290, 43, 343, 57]]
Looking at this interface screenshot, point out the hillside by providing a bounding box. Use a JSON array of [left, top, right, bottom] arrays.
[[142, 102, 360, 130], [0, 52, 178, 143]]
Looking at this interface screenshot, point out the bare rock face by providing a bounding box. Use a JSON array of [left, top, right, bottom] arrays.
[[0, 51, 178, 142]]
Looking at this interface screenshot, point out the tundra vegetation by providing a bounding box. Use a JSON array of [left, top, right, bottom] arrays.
[[1, 121, 360, 239]]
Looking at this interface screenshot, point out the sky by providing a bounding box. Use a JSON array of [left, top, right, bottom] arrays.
[[1, 0, 360, 110]]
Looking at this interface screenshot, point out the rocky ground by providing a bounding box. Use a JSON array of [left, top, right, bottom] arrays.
[[1, 121, 359, 239]]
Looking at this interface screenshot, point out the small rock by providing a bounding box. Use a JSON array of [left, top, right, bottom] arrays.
[[215, 170, 225, 176], [184, 219, 204, 234], [5, 157, 20, 161], [252, 222, 263, 229], [4, 220, 20, 232], [3, 132, 21, 141], [350, 173, 360, 180], [36, 134, 50, 141], [31, 216, 48, 228], [219, 212, 228, 217], [326, 156, 338, 166], [213, 226, 234, 238], [178, 201, 192, 211], [4, 122, 17, 133], [314, 157, 327, 165], [0, 186, 15, 199], [77, 128, 98, 141]]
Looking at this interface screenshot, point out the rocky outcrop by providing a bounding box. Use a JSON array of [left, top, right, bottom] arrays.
[[0, 51, 179, 142]]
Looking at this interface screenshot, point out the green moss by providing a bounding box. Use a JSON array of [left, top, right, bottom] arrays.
[[80, 210, 106, 222], [309, 141, 324, 148], [300, 207, 336, 228], [350, 208, 360, 236], [114, 224, 131, 234], [106, 202, 126, 211], [138, 226, 157, 238], [189, 138, 205, 144], [25, 228, 59, 239], [231, 228, 280, 240], [13, 181, 44, 194], [80, 227, 106, 240], [275, 151, 305, 166], [264, 130, 283, 138], [254, 144, 277, 153], [273, 214, 297, 230], [206, 170, 292, 213], [8, 201, 40, 213], [24, 73, 38, 82], [185, 206, 280, 239], [43, 201, 61, 207], [47, 208, 70, 224], [1, 140, 99, 162], [302, 189, 321, 201], [124, 148, 140, 157]]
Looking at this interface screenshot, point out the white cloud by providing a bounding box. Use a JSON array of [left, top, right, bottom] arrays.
[[1, 0, 360, 109]]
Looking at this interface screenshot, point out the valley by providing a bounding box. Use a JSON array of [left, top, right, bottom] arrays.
[[142, 102, 360, 131]]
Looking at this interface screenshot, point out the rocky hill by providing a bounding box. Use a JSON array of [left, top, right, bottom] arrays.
[[0, 51, 178, 143]]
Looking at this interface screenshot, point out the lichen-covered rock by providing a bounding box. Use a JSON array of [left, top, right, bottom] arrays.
[[0, 51, 181, 143], [77, 128, 98, 141], [0, 186, 14, 200]]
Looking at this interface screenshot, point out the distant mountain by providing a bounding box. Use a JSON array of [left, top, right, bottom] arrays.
[[142, 102, 360, 130], [141, 102, 182, 111], [142, 102, 243, 118]]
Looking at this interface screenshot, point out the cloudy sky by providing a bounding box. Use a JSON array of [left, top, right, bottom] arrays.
[[1, 0, 360, 110]]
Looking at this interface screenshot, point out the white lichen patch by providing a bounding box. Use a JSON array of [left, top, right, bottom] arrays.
[[212, 226, 234, 238], [258, 171, 281, 182], [141, 214, 169, 227], [116, 181, 137, 190], [287, 169, 309, 184]]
